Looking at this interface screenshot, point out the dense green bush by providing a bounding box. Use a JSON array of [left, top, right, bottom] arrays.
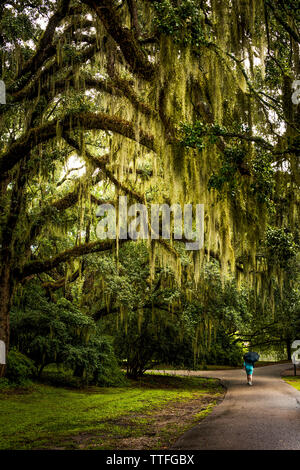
[[92, 336, 128, 387], [113, 307, 195, 378], [0, 378, 11, 390], [197, 338, 244, 367], [10, 282, 125, 386], [6, 350, 35, 385]]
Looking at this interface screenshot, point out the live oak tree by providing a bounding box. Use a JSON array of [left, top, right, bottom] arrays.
[[0, 0, 299, 376]]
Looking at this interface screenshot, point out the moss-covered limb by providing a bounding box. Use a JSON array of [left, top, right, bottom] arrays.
[[109, 162, 153, 178], [56, 165, 86, 187], [5, 41, 99, 109], [265, 1, 300, 44], [0, 157, 29, 372], [158, 86, 177, 138], [51, 174, 104, 211], [82, 0, 157, 80], [55, 74, 157, 118], [52, 75, 123, 100], [221, 132, 274, 150], [93, 300, 181, 321], [42, 268, 80, 291], [7, 44, 56, 95], [27, 170, 105, 244], [223, 49, 298, 133], [101, 167, 145, 203], [110, 75, 158, 118], [63, 134, 146, 204], [10, 0, 72, 91], [63, 137, 179, 264], [90, 195, 114, 206], [7, 69, 122, 110], [0, 112, 155, 180], [17, 239, 129, 280], [127, 0, 141, 38]]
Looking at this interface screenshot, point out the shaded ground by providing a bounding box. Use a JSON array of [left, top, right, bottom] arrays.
[[52, 395, 222, 450], [0, 374, 224, 450]]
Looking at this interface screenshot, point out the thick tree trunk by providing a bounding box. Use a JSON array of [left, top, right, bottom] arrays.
[[0, 160, 27, 377], [0, 265, 13, 377]]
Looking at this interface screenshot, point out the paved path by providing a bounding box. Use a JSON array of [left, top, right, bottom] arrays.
[[157, 364, 300, 450]]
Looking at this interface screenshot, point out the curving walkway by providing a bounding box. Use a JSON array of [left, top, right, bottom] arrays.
[[157, 364, 300, 450]]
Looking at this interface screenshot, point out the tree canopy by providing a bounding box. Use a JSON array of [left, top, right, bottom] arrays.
[[0, 0, 299, 377]]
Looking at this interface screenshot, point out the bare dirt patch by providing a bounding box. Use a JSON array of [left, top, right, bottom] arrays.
[[56, 393, 225, 450]]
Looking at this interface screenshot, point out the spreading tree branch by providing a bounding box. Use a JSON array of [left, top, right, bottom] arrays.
[[0, 112, 155, 179], [10, 0, 72, 90], [17, 239, 129, 280], [82, 0, 157, 80]]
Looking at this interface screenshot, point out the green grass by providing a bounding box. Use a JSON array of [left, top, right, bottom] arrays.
[[0, 374, 223, 450], [282, 376, 300, 391]]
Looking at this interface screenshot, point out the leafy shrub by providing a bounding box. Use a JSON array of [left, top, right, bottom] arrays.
[[92, 336, 128, 387], [0, 378, 11, 390], [266, 227, 298, 267], [202, 342, 244, 367], [10, 282, 125, 386], [6, 350, 35, 385]]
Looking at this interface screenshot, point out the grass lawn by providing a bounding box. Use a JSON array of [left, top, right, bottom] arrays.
[[282, 376, 300, 392], [0, 374, 224, 450]]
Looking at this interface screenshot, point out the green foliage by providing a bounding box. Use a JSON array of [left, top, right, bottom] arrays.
[[10, 282, 124, 386], [103, 250, 250, 375], [180, 120, 226, 151], [113, 307, 194, 378], [208, 146, 246, 196], [153, 0, 208, 47], [6, 350, 35, 385], [92, 336, 128, 387], [250, 152, 275, 206], [1, 10, 35, 42], [245, 282, 300, 359], [0, 0, 299, 387], [11, 285, 94, 373], [0, 1, 51, 82], [197, 331, 244, 366], [0, 378, 11, 390], [208, 146, 275, 206], [266, 227, 298, 268], [181, 120, 275, 206]]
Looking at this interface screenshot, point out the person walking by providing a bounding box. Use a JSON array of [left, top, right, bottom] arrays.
[[243, 351, 260, 386], [243, 360, 254, 385]]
